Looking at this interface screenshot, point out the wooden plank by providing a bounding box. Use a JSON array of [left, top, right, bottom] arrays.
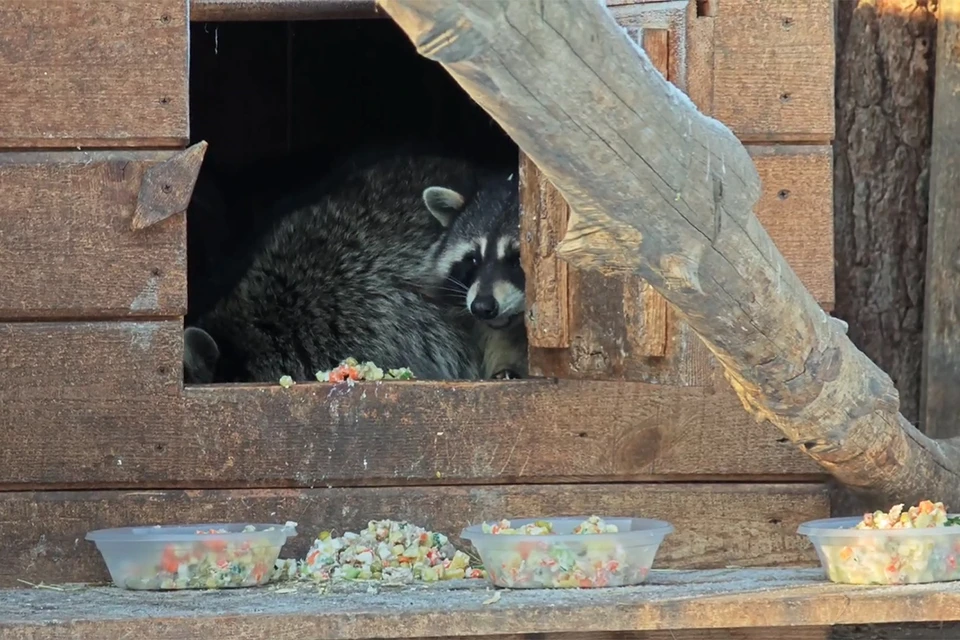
[[750, 145, 835, 310], [712, 0, 835, 142], [519, 152, 571, 349], [921, 3, 960, 438], [0, 1, 188, 148], [0, 152, 187, 319], [0, 484, 826, 586], [426, 633, 828, 640], [685, 0, 716, 113], [0, 317, 823, 485], [191, 0, 381, 21], [6, 568, 960, 638], [624, 27, 674, 359]]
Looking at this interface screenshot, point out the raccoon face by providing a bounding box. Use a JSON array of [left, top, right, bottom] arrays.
[[423, 173, 525, 329]]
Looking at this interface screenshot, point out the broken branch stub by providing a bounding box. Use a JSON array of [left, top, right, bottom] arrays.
[[376, 0, 960, 506]]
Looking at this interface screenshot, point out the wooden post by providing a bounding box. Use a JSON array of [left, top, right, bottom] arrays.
[[922, 1, 960, 439], [376, 0, 960, 506]]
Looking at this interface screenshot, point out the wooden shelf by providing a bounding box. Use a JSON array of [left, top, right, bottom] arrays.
[[190, 0, 382, 21], [2, 569, 960, 638]]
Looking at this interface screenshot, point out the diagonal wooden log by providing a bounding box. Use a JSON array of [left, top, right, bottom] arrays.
[[376, 0, 960, 507]]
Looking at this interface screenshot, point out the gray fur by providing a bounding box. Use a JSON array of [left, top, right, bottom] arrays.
[[183, 153, 515, 384]]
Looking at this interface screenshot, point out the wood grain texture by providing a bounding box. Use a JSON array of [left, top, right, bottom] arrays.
[[0, 1, 188, 148], [132, 142, 208, 231], [712, 0, 835, 142], [7, 568, 960, 638], [191, 0, 381, 21], [0, 152, 187, 318], [0, 320, 822, 486], [374, 0, 956, 507], [921, 4, 960, 439], [627, 27, 673, 358], [686, 0, 716, 113], [750, 146, 835, 310], [0, 484, 826, 586], [519, 153, 571, 349]]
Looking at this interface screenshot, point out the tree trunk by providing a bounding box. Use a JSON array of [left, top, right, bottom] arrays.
[[376, 0, 960, 507], [834, 0, 936, 427]]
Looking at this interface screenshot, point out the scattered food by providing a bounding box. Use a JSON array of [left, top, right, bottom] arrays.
[[316, 357, 415, 382], [298, 519, 484, 583], [279, 375, 295, 388], [482, 590, 502, 605]]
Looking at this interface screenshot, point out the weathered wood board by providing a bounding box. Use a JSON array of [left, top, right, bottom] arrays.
[[710, 0, 835, 142], [0, 1, 188, 148], [4, 569, 960, 638], [750, 145, 835, 308], [0, 484, 825, 586], [0, 320, 825, 488], [428, 632, 829, 640], [0, 152, 187, 318], [191, 0, 381, 21]]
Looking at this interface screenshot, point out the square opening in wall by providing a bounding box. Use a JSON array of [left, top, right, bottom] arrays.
[[184, 15, 531, 387]]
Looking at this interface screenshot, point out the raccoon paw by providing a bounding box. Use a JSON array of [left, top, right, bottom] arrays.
[[492, 369, 522, 380]]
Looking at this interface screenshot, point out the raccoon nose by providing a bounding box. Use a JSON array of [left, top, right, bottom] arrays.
[[471, 296, 499, 320]]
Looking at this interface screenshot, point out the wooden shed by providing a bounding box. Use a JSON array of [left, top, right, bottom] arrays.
[[8, 0, 944, 638]]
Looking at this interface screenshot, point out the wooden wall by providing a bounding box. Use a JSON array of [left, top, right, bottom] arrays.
[[0, 0, 837, 590]]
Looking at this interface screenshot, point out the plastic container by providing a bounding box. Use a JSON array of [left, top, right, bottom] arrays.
[[798, 516, 960, 585], [86, 522, 298, 590], [461, 517, 673, 589]]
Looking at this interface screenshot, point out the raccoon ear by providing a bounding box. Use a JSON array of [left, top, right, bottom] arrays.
[[183, 326, 220, 384], [423, 186, 466, 227]]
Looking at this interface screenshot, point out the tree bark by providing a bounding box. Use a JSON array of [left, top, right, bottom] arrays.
[[376, 0, 960, 506], [835, 0, 936, 427]]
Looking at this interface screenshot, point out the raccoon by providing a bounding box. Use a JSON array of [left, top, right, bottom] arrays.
[[423, 171, 528, 380], [182, 152, 516, 385]]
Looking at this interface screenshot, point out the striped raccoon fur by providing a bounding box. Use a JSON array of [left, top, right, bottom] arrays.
[[183, 152, 525, 384], [423, 172, 528, 380]]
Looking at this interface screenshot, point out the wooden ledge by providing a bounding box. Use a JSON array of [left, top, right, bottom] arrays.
[[3, 569, 960, 638], [190, 0, 382, 21]]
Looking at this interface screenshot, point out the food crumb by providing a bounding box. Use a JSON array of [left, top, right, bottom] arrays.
[[316, 357, 415, 383], [279, 375, 295, 389]]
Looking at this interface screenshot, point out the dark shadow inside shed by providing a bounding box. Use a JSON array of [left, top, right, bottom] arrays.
[[183, 17, 522, 383]]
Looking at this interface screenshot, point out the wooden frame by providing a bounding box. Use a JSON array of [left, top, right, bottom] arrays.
[[0, 0, 837, 592]]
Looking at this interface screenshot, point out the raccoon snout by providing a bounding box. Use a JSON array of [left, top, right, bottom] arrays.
[[470, 295, 499, 320]]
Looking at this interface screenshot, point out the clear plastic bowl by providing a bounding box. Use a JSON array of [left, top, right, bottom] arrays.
[[461, 517, 673, 589], [798, 516, 960, 585], [86, 522, 298, 590]]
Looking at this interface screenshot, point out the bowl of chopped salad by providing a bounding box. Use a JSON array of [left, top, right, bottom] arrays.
[[461, 515, 673, 589], [86, 522, 298, 590], [797, 500, 960, 585]]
